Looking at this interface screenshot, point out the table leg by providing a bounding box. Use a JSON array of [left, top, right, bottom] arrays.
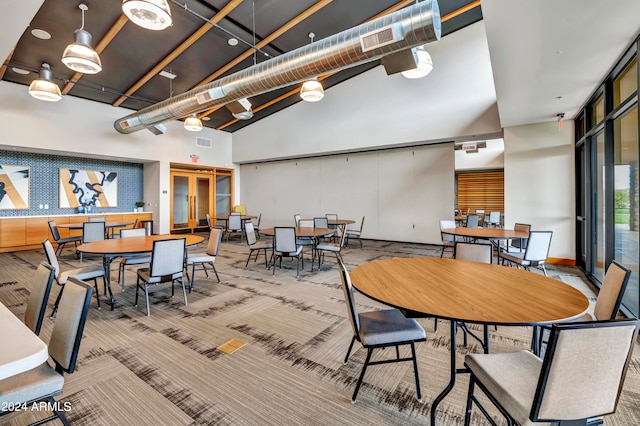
[[431, 320, 458, 425]]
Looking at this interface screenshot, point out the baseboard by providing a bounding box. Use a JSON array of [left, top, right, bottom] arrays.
[[546, 257, 576, 266]]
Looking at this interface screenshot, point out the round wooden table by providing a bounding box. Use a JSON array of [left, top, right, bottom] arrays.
[[77, 234, 204, 309], [350, 257, 588, 425], [441, 227, 528, 241], [259, 227, 334, 238]]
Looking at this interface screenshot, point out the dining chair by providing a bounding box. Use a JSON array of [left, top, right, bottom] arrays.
[[464, 319, 640, 426], [337, 259, 426, 402], [233, 204, 246, 215], [252, 212, 262, 239], [501, 230, 553, 276], [0, 277, 93, 426], [272, 227, 304, 277], [293, 213, 301, 227], [325, 213, 338, 242], [465, 214, 479, 229], [345, 216, 365, 248], [135, 238, 187, 316], [185, 227, 223, 291], [244, 222, 272, 268], [439, 219, 456, 258], [314, 225, 347, 271], [313, 217, 333, 242], [224, 213, 244, 242], [43, 239, 106, 315], [112, 218, 139, 239], [499, 222, 531, 258], [486, 211, 501, 228], [24, 261, 55, 336], [117, 227, 151, 291], [296, 219, 316, 261], [48, 220, 81, 256], [80, 221, 105, 263]]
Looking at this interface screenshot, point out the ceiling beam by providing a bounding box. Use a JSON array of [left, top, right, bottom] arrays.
[[191, 0, 334, 90], [61, 14, 129, 95], [0, 48, 15, 80], [111, 0, 244, 107]]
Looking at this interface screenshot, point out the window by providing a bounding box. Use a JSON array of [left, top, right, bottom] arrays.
[[614, 59, 637, 108]]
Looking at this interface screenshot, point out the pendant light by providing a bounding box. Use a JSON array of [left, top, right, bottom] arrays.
[[300, 33, 324, 102], [28, 63, 62, 102], [184, 114, 203, 132], [401, 45, 433, 79], [122, 0, 172, 31], [61, 4, 102, 74]]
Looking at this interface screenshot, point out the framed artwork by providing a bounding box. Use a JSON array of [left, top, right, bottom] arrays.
[[59, 168, 118, 208], [0, 164, 30, 209]]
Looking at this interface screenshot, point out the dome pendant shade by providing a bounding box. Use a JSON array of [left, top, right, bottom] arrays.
[[300, 79, 324, 102], [28, 64, 62, 102], [122, 0, 172, 30], [401, 46, 433, 79], [184, 115, 203, 131], [62, 29, 102, 74]]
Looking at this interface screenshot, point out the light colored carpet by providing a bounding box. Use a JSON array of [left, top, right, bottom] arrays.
[[0, 237, 638, 425]]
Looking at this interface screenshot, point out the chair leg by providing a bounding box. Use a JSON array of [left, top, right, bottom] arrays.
[[245, 252, 252, 267], [93, 278, 101, 310], [464, 375, 476, 426], [410, 342, 422, 401], [344, 335, 357, 364], [352, 347, 373, 403], [134, 277, 140, 307], [144, 283, 151, 316], [211, 262, 220, 282], [181, 277, 188, 306]]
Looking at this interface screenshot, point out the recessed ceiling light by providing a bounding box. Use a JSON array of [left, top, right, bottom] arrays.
[[201, 116, 210, 121], [31, 28, 51, 40], [227, 38, 238, 46], [12, 67, 30, 75]]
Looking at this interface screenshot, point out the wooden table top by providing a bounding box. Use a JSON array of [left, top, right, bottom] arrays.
[[350, 257, 588, 326], [58, 221, 133, 230], [77, 234, 204, 255], [259, 227, 335, 238], [328, 219, 355, 226], [0, 302, 48, 381], [441, 227, 529, 240]]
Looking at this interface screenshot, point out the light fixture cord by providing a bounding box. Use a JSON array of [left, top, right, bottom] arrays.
[[252, 1, 257, 65], [80, 6, 85, 30]]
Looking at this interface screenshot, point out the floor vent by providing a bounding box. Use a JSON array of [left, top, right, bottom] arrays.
[[196, 137, 212, 148]]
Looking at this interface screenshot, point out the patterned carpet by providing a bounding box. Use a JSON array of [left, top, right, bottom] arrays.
[[0, 236, 638, 425]]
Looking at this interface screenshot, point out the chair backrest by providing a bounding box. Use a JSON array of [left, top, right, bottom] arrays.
[[245, 222, 258, 245], [488, 211, 501, 224], [530, 319, 639, 422], [338, 224, 348, 247], [454, 242, 492, 264], [48, 220, 61, 242], [476, 209, 485, 214], [466, 214, 479, 228], [255, 212, 261, 227], [293, 214, 301, 226], [48, 277, 93, 374], [24, 261, 55, 335], [274, 227, 297, 253], [299, 219, 314, 228], [337, 258, 360, 335], [357, 216, 365, 232], [314, 217, 329, 228], [42, 239, 61, 280], [512, 223, 531, 249], [233, 205, 246, 215], [439, 220, 456, 243], [206, 227, 223, 256], [594, 260, 631, 321], [228, 214, 242, 231], [82, 221, 105, 243], [523, 231, 552, 262], [88, 216, 106, 222], [120, 227, 146, 238], [325, 214, 338, 221], [149, 238, 186, 278], [205, 213, 212, 228]]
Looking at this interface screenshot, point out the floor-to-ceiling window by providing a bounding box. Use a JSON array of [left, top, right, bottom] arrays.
[[577, 39, 639, 318]]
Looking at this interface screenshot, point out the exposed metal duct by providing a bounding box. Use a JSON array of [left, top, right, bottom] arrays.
[[114, 0, 441, 134]]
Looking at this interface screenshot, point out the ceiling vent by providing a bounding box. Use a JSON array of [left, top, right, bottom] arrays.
[[196, 137, 212, 148], [360, 23, 404, 52]]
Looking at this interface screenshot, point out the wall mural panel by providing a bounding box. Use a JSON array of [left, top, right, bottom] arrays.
[[0, 164, 29, 209], [59, 168, 118, 208]]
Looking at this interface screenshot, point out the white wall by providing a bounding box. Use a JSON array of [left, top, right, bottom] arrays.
[[240, 144, 454, 245], [0, 81, 235, 233], [455, 138, 504, 170], [232, 22, 501, 163], [504, 121, 575, 260]]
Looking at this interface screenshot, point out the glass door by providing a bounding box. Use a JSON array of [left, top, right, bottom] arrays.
[[216, 174, 231, 223], [194, 173, 213, 229], [594, 130, 606, 282], [171, 172, 191, 231]]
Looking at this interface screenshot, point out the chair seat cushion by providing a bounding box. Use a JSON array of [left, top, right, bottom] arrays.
[[119, 255, 152, 266], [500, 251, 531, 266], [296, 238, 314, 246], [186, 254, 215, 265], [316, 243, 340, 252], [250, 242, 273, 250], [465, 350, 544, 426], [60, 265, 104, 284], [358, 309, 426, 346], [57, 236, 82, 244], [0, 362, 64, 405], [345, 230, 361, 236], [137, 268, 182, 284], [276, 246, 303, 256]]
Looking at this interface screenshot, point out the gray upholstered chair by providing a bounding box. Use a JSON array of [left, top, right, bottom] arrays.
[[439, 219, 456, 258], [48, 220, 81, 256], [313, 217, 333, 242], [136, 238, 187, 316], [325, 213, 338, 242], [296, 219, 315, 260], [499, 222, 531, 258], [0, 277, 93, 426], [224, 213, 244, 242], [464, 319, 640, 426], [345, 216, 365, 248], [465, 214, 479, 228], [80, 221, 105, 263], [338, 259, 426, 402], [293, 213, 301, 226], [272, 227, 304, 276], [185, 227, 223, 290], [486, 211, 501, 228], [314, 225, 347, 271], [43, 239, 106, 315], [501, 230, 552, 276], [24, 261, 55, 335], [244, 222, 272, 268], [117, 227, 151, 291], [252, 212, 262, 239]]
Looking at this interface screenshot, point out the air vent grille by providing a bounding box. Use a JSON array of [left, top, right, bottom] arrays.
[[360, 24, 403, 52], [196, 137, 212, 148]]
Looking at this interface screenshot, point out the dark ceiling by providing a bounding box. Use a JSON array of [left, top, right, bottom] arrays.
[[1, 0, 482, 132]]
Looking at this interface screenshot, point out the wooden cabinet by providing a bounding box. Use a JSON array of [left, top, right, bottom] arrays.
[[1, 218, 25, 248]]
